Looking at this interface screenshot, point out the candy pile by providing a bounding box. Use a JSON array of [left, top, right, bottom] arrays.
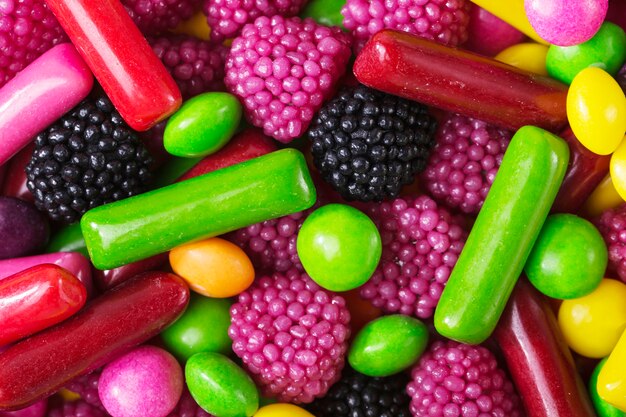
[[0, 0, 625, 417]]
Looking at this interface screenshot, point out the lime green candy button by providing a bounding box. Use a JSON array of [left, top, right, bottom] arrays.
[[186, 352, 259, 417], [348, 315, 428, 377], [164, 92, 242, 158], [297, 204, 381, 292]]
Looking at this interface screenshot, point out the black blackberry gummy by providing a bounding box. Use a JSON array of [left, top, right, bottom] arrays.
[[306, 367, 412, 417], [308, 85, 437, 202], [26, 96, 152, 224]]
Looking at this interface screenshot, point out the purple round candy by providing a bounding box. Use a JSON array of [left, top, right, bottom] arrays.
[[0, 400, 47, 417], [98, 345, 184, 417], [524, 0, 608, 46], [0, 197, 49, 260]]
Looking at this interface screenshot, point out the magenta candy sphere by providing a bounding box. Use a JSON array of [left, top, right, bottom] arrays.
[[98, 345, 183, 417], [525, 0, 608, 46]]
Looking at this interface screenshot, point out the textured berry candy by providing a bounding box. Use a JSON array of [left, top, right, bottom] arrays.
[[421, 113, 512, 215], [407, 340, 524, 417], [359, 196, 467, 319], [121, 0, 202, 35], [229, 268, 351, 403], [46, 400, 109, 417], [342, 0, 471, 52], [594, 204, 626, 282], [65, 370, 105, 411], [225, 15, 352, 143], [166, 389, 213, 417]]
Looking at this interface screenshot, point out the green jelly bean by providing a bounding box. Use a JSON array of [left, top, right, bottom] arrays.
[[590, 358, 626, 417], [81, 149, 316, 270], [348, 315, 428, 377], [161, 294, 232, 361], [45, 223, 89, 259], [525, 214, 607, 300], [547, 22, 626, 85], [300, 0, 346, 28], [164, 92, 242, 158], [186, 352, 259, 417], [296, 204, 381, 292], [434, 126, 569, 345]]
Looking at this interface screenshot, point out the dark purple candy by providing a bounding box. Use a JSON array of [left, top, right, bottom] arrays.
[[0, 197, 49, 259]]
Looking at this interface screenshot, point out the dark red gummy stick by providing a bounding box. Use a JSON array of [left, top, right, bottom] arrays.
[[354, 30, 569, 132], [494, 279, 596, 417], [0, 271, 190, 411]]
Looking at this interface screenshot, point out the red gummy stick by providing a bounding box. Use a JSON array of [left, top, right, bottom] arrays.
[[0, 271, 189, 411], [354, 30, 569, 132]]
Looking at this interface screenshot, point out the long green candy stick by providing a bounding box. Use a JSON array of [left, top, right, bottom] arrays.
[[81, 149, 316, 270], [434, 126, 569, 344]]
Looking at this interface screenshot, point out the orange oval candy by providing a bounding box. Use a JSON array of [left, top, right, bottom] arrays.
[[170, 238, 254, 297]]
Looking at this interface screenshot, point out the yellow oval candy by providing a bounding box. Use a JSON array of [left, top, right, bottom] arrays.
[[583, 174, 624, 218], [558, 279, 626, 358], [254, 404, 315, 417], [567, 67, 626, 155], [610, 136, 626, 201], [495, 43, 549, 76], [598, 329, 626, 411]]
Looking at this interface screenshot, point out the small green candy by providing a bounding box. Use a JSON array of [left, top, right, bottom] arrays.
[[589, 358, 626, 417], [161, 294, 232, 361], [45, 223, 89, 259], [186, 352, 259, 417], [348, 315, 428, 377], [524, 214, 607, 299], [547, 22, 626, 85], [296, 204, 381, 292], [164, 92, 242, 158], [300, 0, 346, 28]]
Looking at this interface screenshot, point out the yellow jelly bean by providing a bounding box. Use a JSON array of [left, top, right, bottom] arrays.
[[598, 328, 626, 411], [567, 67, 626, 155], [169, 237, 254, 298], [583, 174, 624, 217], [253, 403, 315, 417], [495, 43, 549, 76], [468, 0, 547, 44], [610, 136, 626, 201], [171, 11, 211, 41], [558, 279, 626, 358]]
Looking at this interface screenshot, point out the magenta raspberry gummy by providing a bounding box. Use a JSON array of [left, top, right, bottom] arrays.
[[594, 203, 626, 282], [342, 0, 471, 52], [166, 389, 213, 417], [229, 268, 351, 403], [65, 370, 105, 411], [120, 0, 202, 35], [47, 400, 110, 417], [225, 15, 352, 143], [359, 196, 467, 319], [407, 340, 524, 417], [421, 113, 512, 215]]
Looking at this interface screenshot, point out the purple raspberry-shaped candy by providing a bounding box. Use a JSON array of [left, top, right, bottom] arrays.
[[594, 204, 626, 282], [0, 0, 68, 88], [120, 0, 202, 35], [47, 400, 110, 417], [407, 340, 525, 417], [225, 15, 352, 143], [166, 389, 214, 417], [229, 268, 351, 403], [65, 370, 105, 411], [360, 196, 467, 319], [342, 0, 470, 52], [150, 34, 228, 99], [421, 113, 512, 215]]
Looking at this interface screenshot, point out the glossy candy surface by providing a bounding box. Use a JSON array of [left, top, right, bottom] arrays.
[[464, 4, 525, 57], [495, 42, 549, 76], [434, 126, 569, 344], [254, 404, 314, 417], [598, 329, 626, 411], [591, 358, 626, 417], [609, 137, 626, 201], [81, 149, 316, 270], [94, 253, 168, 291], [583, 174, 624, 217], [468, 0, 546, 43], [300, 0, 344, 28]]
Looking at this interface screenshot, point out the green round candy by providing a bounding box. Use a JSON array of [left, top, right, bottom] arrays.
[[589, 358, 626, 417], [161, 294, 232, 361], [348, 315, 428, 377], [547, 22, 626, 85], [186, 352, 259, 417], [300, 0, 346, 28], [296, 204, 381, 292], [164, 92, 242, 158], [524, 214, 607, 299]]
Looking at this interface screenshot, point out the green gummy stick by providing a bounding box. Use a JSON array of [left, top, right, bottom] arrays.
[[434, 126, 570, 344], [81, 149, 316, 270]]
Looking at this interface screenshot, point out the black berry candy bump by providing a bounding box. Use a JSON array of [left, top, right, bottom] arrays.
[[309, 85, 437, 202], [25, 95, 153, 224], [306, 367, 412, 417]]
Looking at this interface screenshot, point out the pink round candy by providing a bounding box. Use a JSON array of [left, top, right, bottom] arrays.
[[98, 345, 183, 417], [524, 0, 608, 46], [464, 4, 526, 56]]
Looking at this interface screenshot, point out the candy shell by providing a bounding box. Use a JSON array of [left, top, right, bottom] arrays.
[[495, 43, 549, 76], [598, 329, 626, 411], [609, 138, 626, 201], [0, 197, 49, 260], [253, 404, 314, 417], [590, 358, 626, 417], [583, 174, 624, 217]]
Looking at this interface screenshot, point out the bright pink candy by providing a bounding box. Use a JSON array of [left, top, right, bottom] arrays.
[[464, 4, 525, 56], [0, 44, 93, 166]]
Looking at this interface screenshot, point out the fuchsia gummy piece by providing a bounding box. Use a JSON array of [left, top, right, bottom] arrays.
[[0, 44, 93, 166]]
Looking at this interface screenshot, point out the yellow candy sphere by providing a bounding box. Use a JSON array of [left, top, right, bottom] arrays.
[[583, 174, 624, 218], [566, 67, 626, 155], [609, 137, 626, 201], [495, 43, 549, 76], [558, 279, 626, 358], [254, 403, 315, 417]]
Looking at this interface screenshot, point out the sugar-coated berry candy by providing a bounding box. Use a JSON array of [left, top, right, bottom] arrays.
[[299, 0, 344, 28], [167, 388, 213, 417], [121, 0, 202, 35], [297, 204, 381, 292], [0, 197, 48, 260], [464, 4, 525, 56], [254, 404, 313, 417], [164, 93, 242, 158], [598, 329, 626, 411], [590, 358, 626, 417], [170, 237, 255, 298], [495, 42, 549, 76], [524, 0, 608, 46], [610, 138, 626, 201], [99, 346, 183, 417], [46, 400, 107, 417], [567, 67, 626, 156], [348, 315, 428, 377], [171, 11, 211, 41], [524, 214, 607, 299], [558, 279, 626, 358], [65, 370, 105, 411], [0, 400, 47, 417], [161, 294, 233, 361], [594, 203, 626, 281], [186, 352, 259, 417], [547, 22, 626, 85]]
